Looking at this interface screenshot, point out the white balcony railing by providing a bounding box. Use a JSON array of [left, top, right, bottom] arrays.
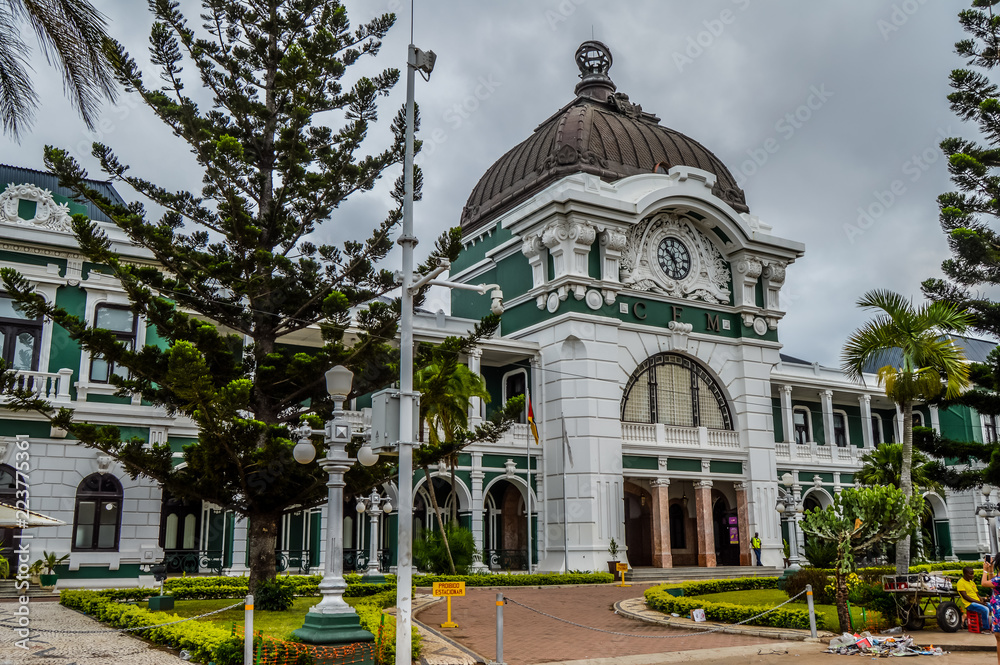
[[621, 423, 741, 450], [775, 441, 864, 466], [2, 368, 73, 403]]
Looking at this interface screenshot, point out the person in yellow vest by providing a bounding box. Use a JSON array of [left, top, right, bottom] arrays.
[[957, 566, 988, 629], [751, 533, 762, 566]]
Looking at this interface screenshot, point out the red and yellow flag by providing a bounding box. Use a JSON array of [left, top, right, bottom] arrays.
[[527, 396, 540, 445]]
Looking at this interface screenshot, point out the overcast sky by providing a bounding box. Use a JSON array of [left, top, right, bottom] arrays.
[[0, 0, 979, 366]]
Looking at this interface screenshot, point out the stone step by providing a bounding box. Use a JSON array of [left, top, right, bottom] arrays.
[[0, 580, 61, 600], [625, 566, 782, 582]]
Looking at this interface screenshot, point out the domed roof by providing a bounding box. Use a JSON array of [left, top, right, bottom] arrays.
[[460, 42, 749, 234]]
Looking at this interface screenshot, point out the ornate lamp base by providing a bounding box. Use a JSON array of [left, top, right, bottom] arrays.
[[292, 611, 375, 646]]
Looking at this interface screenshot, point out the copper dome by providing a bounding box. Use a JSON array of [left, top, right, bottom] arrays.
[[460, 42, 749, 234]]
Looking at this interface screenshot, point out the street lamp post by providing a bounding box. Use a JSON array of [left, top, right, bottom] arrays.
[[976, 486, 999, 556], [291, 366, 374, 646], [776, 472, 803, 577], [356, 490, 392, 583]]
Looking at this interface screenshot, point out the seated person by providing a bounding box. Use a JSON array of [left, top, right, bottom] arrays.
[[957, 566, 988, 629]]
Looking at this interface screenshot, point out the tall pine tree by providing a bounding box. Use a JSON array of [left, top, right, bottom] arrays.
[[922, 0, 1000, 486], [0, 0, 458, 593]]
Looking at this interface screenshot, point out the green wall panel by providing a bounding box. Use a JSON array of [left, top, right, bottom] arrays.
[[622, 455, 657, 470], [0, 419, 54, 438], [0, 249, 65, 272], [451, 224, 513, 274], [772, 398, 783, 443], [666, 458, 700, 472], [710, 460, 742, 475], [48, 286, 86, 392]]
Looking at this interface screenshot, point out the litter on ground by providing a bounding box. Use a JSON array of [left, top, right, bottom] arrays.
[[826, 631, 946, 656]]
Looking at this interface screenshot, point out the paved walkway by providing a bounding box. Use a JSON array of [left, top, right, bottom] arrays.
[[0, 601, 181, 664], [413, 584, 782, 665]]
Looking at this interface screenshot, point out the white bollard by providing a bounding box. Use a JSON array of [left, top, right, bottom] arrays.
[[245, 593, 254, 664], [496, 592, 505, 665], [805, 584, 818, 638]]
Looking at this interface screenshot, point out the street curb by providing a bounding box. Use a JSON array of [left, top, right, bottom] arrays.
[[613, 598, 833, 642], [614, 598, 996, 652]]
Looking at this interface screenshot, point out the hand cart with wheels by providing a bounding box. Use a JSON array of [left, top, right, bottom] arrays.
[[881, 574, 962, 633]]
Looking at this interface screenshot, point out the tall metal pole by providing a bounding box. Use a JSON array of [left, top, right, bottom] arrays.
[[525, 403, 532, 573], [396, 41, 418, 665]]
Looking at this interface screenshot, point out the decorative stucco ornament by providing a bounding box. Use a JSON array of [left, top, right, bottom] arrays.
[[0, 183, 74, 233], [619, 212, 731, 304]]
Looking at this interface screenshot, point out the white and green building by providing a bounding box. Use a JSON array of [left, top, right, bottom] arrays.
[[0, 42, 996, 587]]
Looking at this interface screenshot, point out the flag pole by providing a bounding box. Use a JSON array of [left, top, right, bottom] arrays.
[[562, 415, 569, 573], [526, 392, 532, 574]]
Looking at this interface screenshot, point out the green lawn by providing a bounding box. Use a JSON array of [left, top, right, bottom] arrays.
[[136, 596, 363, 641], [696, 589, 882, 631]]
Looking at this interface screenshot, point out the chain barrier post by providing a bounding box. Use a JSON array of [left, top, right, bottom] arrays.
[[805, 584, 817, 638], [244, 593, 254, 665], [496, 591, 505, 665]]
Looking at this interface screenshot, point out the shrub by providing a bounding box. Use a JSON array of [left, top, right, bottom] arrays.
[[414, 524, 476, 574], [212, 636, 245, 665], [803, 538, 838, 569], [255, 577, 295, 611], [412, 572, 613, 587], [784, 568, 831, 605], [678, 577, 778, 597], [852, 582, 900, 627], [645, 585, 822, 630]]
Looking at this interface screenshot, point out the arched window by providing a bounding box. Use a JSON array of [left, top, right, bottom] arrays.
[[73, 473, 122, 551], [669, 503, 686, 549], [621, 353, 732, 429], [793, 407, 812, 444]]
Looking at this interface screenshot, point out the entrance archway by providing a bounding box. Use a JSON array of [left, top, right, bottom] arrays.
[[713, 492, 739, 566], [624, 482, 652, 566], [483, 479, 528, 570]]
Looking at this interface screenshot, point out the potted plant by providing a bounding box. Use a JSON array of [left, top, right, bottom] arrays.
[[35, 551, 69, 587], [607, 538, 620, 575]]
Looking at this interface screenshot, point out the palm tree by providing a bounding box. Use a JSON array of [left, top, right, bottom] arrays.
[[842, 289, 972, 574], [414, 357, 490, 575], [856, 443, 944, 496], [0, 0, 116, 139]]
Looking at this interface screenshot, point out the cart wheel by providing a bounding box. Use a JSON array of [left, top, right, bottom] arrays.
[[936, 601, 961, 633], [902, 605, 926, 631]]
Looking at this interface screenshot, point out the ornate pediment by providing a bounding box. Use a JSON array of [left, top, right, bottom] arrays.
[[0, 183, 73, 233], [619, 212, 731, 304]]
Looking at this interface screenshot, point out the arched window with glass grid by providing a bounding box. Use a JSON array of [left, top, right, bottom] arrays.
[[621, 353, 733, 429]]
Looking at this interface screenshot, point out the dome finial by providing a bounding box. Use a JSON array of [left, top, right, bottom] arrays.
[[574, 41, 616, 101]]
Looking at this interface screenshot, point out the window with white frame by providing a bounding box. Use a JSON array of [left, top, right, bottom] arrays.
[[621, 353, 732, 429], [872, 414, 883, 446], [833, 410, 848, 447], [985, 414, 998, 444], [793, 407, 811, 445], [912, 411, 924, 428], [0, 293, 42, 371], [89, 304, 137, 383], [73, 473, 122, 551], [503, 368, 527, 424]]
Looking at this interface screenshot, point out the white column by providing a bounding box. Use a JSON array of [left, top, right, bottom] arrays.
[[833, 472, 842, 494], [470, 453, 485, 555], [792, 480, 805, 557], [468, 347, 483, 426], [859, 394, 873, 448], [780, 385, 794, 444], [929, 405, 940, 433], [820, 390, 834, 446]]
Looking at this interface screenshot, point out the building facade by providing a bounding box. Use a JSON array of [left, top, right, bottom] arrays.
[[1, 42, 997, 587]]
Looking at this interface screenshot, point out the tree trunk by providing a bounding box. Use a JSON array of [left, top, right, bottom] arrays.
[[247, 512, 279, 596], [835, 569, 851, 634], [896, 400, 914, 575], [422, 466, 457, 575]]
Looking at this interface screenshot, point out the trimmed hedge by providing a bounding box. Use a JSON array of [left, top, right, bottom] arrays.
[[61, 585, 418, 665], [153, 575, 392, 600], [412, 572, 614, 586], [61, 590, 232, 663], [645, 585, 822, 631]]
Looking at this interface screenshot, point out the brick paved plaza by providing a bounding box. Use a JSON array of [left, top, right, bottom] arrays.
[[414, 584, 779, 664]]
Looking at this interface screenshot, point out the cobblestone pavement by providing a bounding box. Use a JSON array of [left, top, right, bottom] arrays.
[[0, 601, 181, 664], [413, 584, 782, 665]]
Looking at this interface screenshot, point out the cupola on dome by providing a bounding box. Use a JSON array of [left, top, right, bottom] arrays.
[[460, 41, 749, 234]]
